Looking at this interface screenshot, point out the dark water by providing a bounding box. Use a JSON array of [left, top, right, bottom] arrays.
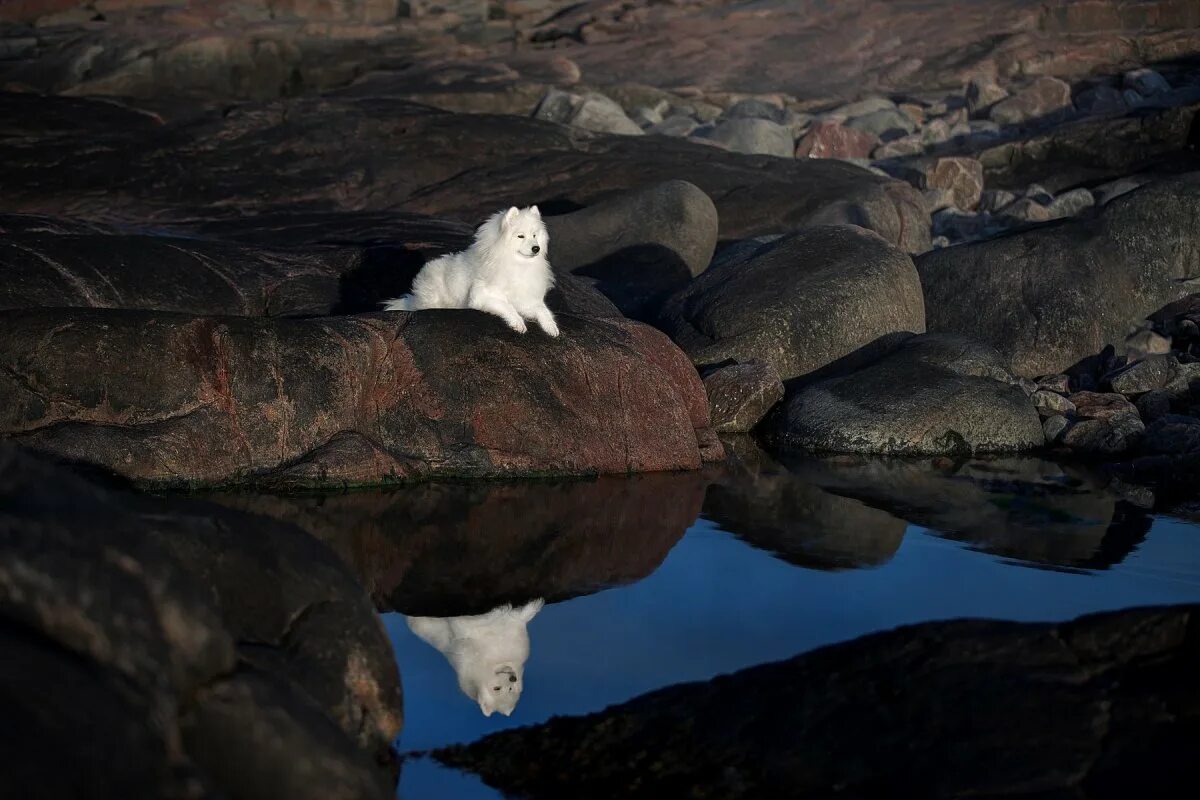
[[238, 445, 1200, 799]]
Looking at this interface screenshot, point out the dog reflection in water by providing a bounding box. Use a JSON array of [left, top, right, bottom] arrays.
[[407, 599, 543, 717]]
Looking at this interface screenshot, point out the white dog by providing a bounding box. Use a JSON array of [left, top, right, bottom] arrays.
[[384, 206, 559, 336], [406, 599, 543, 717]]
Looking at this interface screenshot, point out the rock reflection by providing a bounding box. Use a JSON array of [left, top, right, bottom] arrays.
[[211, 471, 706, 616], [407, 600, 543, 718], [778, 453, 1151, 569], [703, 437, 907, 570]]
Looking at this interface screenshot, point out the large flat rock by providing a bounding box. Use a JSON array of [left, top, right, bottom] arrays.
[[0, 308, 718, 487]]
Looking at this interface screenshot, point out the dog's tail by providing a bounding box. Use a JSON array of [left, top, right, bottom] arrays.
[[382, 294, 416, 312]]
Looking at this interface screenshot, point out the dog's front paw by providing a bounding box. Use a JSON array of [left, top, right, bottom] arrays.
[[507, 317, 528, 334], [536, 311, 560, 338]]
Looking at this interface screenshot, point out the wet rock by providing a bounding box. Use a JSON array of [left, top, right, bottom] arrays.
[[988, 76, 1072, 126], [794, 120, 879, 160], [1043, 413, 1069, 443], [658, 225, 925, 380], [770, 334, 1043, 456], [0, 446, 402, 800], [1141, 414, 1200, 454], [214, 471, 707, 617], [437, 606, 1199, 800], [544, 180, 718, 319], [965, 77, 1009, 117], [916, 174, 1200, 377], [1106, 354, 1183, 395], [1032, 389, 1075, 417], [701, 361, 785, 434], [0, 309, 718, 487], [1123, 68, 1171, 97], [697, 117, 794, 157], [534, 88, 644, 135]]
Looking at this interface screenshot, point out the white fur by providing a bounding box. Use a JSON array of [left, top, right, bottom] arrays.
[[406, 599, 544, 717], [384, 206, 558, 337]]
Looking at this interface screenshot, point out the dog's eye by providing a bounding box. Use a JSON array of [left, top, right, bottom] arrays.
[[517, 234, 525, 238], [493, 686, 501, 691]]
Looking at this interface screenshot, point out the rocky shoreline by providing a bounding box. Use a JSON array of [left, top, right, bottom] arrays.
[[3, 1, 1200, 797]]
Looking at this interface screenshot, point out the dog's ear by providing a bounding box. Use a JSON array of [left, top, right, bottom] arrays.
[[502, 207, 519, 228], [529, 205, 541, 218]]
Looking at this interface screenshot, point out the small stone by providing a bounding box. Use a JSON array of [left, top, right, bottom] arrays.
[[966, 77, 1009, 117], [999, 197, 1056, 224], [648, 115, 698, 137], [1106, 354, 1181, 395], [925, 156, 984, 211], [931, 235, 951, 249], [989, 76, 1072, 126], [795, 121, 879, 159], [920, 117, 954, 145], [570, 92, 645, 135], [1136, 390, 1172, 422], [1124, 329, 1171, 362], [1123, 68, 1171, 97], [832, 96, 897, 118], [1092, 175, 1151, 206], [1141, 414, 1200, 454], [1122, 88, 1144, 108], [898, 102, 926, 127], [845, 108, 917, 141], [1036, 374, 1072, 394], [1045, 188, 1095, 219], [872, 135, 925, 159], [923, 188, 955, 213], [702, 361, 786, 434], [724, 98, 787, 124], [698, 117, 793, 157], [783, 111, 815, 139], [1033, 389, 1076, 417], [1024, 184, 1055, 204], [1043, 414, 1070, 444], [630, 106, 664, 128], [1068, 391, 1139, 421]]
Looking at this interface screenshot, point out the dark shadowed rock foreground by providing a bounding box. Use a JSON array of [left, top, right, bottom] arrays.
[[0, 446, 402, 800], [437, 605, 1200, 800], [0, 308, 719, 487]]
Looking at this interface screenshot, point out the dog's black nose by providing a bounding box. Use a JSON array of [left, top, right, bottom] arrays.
[[531, 245, 540, 254], [509, 674, 517, 683]]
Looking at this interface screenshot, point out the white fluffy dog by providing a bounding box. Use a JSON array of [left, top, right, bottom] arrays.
[[384, 206, 559, 336], [406, 599, 543, 717]]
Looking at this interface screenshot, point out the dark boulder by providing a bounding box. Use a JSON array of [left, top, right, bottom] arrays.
[[770, 333, 1044, 456], [0, 308, 718, 487], [436, 606, 1200, 800], [658, 225, 926, 379], [0, 446, 402, 800], [544, 180, 718, 320], [917, 175, 1200, 378], [701, 361, 785, 434]]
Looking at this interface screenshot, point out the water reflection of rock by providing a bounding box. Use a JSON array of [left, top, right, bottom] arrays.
[[435, 606, 1199, 800], [780, 453, 1151, 570], [212, 472, 706, 616], [704, 437, 907, 570]]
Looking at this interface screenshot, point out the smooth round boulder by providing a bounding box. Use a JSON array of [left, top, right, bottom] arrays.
[[916, 174, 1200, 378], [658, 225, 926, 380], [544, 180, 719, 320], [696, 117, 795, 157], [770, 334, 1044, 455]]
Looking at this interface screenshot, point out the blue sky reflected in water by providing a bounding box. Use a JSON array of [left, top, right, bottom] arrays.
[[393, 510, 1200, 797]]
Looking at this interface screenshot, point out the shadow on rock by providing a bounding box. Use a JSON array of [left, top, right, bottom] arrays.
[[778, 452, 1151, 570], [703, 436, 907, 570], [0, 446, 403, 800], [435, 606, 1200, 799], [210, 471, 708, 617]]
